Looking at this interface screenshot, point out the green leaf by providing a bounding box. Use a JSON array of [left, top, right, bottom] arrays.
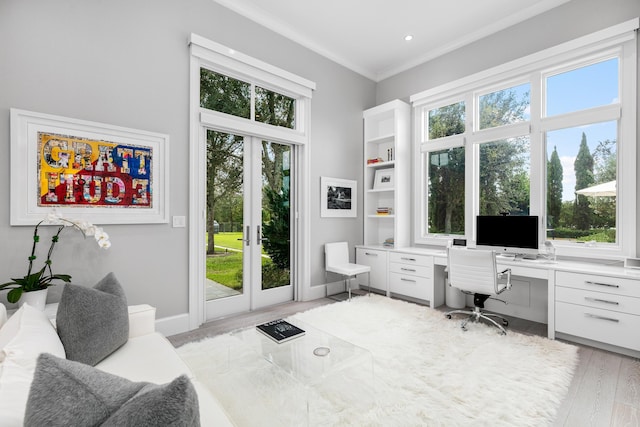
[[51, 274, 72, 283], [7, 288, 23, 304]]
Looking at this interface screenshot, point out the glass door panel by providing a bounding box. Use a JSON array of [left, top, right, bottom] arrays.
[[258, 142, 293, 300], [204, 133, 293, 319], [205, 130, 250, 319]]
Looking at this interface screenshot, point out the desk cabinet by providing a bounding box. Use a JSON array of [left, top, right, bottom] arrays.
[[555, 271, 640, 351], [356, 248, 388, 293], [388, 252, 433, 303]]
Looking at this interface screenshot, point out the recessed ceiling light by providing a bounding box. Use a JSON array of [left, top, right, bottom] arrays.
[[404, 35, 413, 42]]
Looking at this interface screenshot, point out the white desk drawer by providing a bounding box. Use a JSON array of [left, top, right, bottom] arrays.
[[556, 286, 640, 315], [389, 272, 431, 300], [356, 248, 388, 292], [556, 301, 640, 351], [389, 262, 431, 278], [556, 271, 640, 298], [389, 252, 431, 266]]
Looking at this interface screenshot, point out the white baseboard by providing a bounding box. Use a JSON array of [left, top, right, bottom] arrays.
[[156, 312, 190, 337]]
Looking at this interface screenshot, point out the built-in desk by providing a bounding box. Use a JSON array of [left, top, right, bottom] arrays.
[[356, 245, 640, 357]]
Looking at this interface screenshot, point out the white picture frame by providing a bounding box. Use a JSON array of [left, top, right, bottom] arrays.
[[10, 108, 170, 225], [373, 168, 395, 190], [320, 176, 357, 218]]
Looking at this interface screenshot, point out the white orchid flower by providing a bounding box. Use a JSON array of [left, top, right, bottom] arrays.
[[97, 239, 112, 249], [45, 210, 63, 223]]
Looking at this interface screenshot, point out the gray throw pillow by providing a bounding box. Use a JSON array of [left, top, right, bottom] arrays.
[[56, 272, 129, 366], [25, 353, 200, 427]]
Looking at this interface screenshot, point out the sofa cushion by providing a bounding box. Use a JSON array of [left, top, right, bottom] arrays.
[[95, 332, 192, 384], [192, 380, 235, 427], [0, 304, 66, 427], [0, 303, 65, 366], [24, 353, 200, 427], [56, 272, 129, 366]]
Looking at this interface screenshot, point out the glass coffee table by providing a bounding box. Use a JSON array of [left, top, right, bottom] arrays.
[[205, 319, 375, 426]]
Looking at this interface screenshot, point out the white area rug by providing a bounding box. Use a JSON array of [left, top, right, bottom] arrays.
[[177, 295, 578, 426]]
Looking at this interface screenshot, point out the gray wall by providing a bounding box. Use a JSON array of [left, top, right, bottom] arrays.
[[1, 0, 638, 321], [0, 0, 375, 317], [376, 0, 640, 256]]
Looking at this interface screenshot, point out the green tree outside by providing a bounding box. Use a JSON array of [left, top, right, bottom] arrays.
[[547, 146, 563, 228], [573, 132, 595, 230]]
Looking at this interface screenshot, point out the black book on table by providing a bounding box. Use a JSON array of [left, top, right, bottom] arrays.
[[256, 319, 305, 343]]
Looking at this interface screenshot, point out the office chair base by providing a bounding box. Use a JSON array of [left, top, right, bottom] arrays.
[[445, 307, 509, 335]]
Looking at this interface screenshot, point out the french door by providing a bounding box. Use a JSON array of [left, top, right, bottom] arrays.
[[204, 130, 294, 320]]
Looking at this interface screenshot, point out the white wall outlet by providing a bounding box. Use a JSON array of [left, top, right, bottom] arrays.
[[172, 216, 186, 228]]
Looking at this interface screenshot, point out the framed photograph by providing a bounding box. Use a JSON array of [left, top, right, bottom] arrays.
[[10, 108, 170, 225], [320, 176, 357, 218], [373, 168, 394, 190]]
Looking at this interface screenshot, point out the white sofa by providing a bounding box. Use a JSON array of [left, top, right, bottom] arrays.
[[0, 303, 234, 426]]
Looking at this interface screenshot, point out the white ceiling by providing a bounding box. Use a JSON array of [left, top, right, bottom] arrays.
[[212, 0, 570, 82]]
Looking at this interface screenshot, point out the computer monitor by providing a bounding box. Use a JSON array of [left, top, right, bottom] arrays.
[[476, 215, 539, 258]]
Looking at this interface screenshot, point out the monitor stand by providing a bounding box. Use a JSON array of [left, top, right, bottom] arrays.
[[516, 253, 538, 260], [496, 253, 538, 260]]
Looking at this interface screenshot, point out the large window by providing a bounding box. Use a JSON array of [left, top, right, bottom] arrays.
[[412, 21, 637, 258]]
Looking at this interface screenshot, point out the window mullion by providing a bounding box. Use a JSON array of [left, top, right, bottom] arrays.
[[250, 83, 256, 122]]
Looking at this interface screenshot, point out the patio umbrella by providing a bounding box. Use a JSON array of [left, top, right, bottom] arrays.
[[575, 180, 616, 197]]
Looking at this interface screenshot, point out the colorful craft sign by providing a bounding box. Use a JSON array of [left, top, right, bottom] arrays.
[[38, 132, 152, 208]]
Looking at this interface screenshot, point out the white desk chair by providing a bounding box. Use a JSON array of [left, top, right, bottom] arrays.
[[324, 242, 371, 300], [445, 246, 512, 334]]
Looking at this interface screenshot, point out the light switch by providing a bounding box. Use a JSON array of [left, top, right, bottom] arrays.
[[172, 216, 186, 228]]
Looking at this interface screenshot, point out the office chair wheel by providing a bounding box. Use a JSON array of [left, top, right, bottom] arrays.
[[446, 314, 452, 319], [502, 319, 509, 326]]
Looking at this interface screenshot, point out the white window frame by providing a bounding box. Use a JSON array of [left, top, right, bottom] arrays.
[[411, 19, 638, 260], [188, 34, 315, 329]]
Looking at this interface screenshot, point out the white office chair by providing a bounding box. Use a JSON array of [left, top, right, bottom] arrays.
[[324, 242, 371, 300], [444, 246, 512, 334]]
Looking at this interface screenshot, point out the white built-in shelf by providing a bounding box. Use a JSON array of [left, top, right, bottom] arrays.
[[366, 134, 394, 144], [366, 160, 395, 169], [362, 99, 410, 248]]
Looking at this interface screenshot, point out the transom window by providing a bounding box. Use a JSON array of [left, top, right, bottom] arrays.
[[412, 21, 637, 258], [200, 68, 297, 130]]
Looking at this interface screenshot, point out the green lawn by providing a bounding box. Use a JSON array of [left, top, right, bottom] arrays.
[[206, 232, 288, 290], [211, 232, 244, 251]]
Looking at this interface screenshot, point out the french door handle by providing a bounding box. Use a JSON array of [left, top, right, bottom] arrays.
[[257, 225, 268, 246], [237, 225, 251, 246]]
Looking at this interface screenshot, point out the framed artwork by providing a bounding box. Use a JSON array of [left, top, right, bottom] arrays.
[[320, 176, 357, 218], [373, 168, 394, 190], [10, 108, 170, 225]]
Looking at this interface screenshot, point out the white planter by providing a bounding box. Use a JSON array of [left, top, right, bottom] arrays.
[[19, 288, 48, 311]]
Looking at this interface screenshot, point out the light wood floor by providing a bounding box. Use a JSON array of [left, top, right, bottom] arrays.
[[168, 294, 640, 426]]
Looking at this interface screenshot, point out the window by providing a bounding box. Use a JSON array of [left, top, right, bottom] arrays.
[[479, 83, 530, 129], [412, 20, 637, 258], [255, 87, 296, 129], [545, 59, 618, 116], [546, 122, 617, 243], [423, 100, 466, 236], [200, 69, 250, 118], [428, 147, 465, 234], [200, 69, 298, 131], [428, 101, 465, 138], [479, 137, 530, 216]]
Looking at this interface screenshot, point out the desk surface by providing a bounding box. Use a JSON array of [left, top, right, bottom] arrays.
[[358, 244, 640, 281]]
